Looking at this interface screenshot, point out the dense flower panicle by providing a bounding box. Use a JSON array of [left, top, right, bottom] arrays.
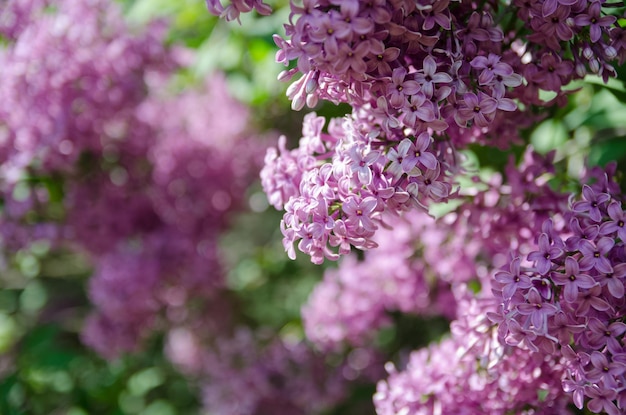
[[0, 0, 266, 356], [82, 313, 148, 360], [142, 76, 261, 238], [302, 149, 582, 412], [492, 163, 626, 414], [374, 290, 571, 415], [261, 0, 625, 262], [302, 149, 566, 351], [76, 78, 263, 354], [0, 0, 46, 39], [0, 0, 169, 180], [260, 111, 457, 263], [271, 0, 624, 128], [302, 209, 479, 350]]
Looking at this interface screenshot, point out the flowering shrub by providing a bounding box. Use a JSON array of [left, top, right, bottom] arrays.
[[258, 0, 626, 264], [207, 0, 626, 413], [0, 1, 372, 414], [2, 0, 626, 414]]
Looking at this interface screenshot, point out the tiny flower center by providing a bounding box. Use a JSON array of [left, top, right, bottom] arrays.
[[594, 251, 601, 258]]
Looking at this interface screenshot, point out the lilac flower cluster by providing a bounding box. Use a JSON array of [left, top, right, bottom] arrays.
[[374, 288, 572, 415], [302, 148, 566, 346], [492, 163, 626, 415], [80, 77, 263, 357], [0, 0, 263, 357], [302, 149, 587, 412], [0, 0, 168, 180], [302, 209, 477, 350], [256, 0, 625, 262], [272, 0, 624, 112], [261, 111, 456, 263]]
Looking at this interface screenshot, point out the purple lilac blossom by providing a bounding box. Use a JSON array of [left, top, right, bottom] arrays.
[[492, 163, 626, 413], [257, 0, 625, 262], [303, 149, 566, 350], [260, 112, 455, 263], [374, 289, 571, 415], [0, 0, 266, 357]]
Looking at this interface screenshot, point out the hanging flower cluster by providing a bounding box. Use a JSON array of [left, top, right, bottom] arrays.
[[256, 0, 626, 262], [493, 164, 626, 414], [261, 112, 456, 263]]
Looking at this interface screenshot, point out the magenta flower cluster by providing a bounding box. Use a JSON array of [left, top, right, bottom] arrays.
[[258, 0, 626, 263], [492, 165, 626, 414], [261, 111, 455, 263], [295, 147, 626, 413], [0, 0, 260, 357], [206, 0, 626, 413], [374, 290, 572, 415], [302, 208, 479, 350]]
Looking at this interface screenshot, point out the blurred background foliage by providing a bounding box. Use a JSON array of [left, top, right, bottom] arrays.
[[1, 0, 626, 414]]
